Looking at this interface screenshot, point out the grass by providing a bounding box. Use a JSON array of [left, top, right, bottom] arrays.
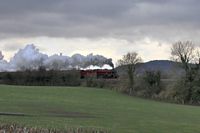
[[0, 85, 200, 133]]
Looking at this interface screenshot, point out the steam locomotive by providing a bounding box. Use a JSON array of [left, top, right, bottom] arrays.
[[80, 69, 118, 79]]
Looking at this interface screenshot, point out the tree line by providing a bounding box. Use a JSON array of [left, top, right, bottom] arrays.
[[0, 69, 81, 86]]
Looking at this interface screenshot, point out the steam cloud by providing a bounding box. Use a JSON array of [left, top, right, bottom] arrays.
[[0, 44, 114, 72]]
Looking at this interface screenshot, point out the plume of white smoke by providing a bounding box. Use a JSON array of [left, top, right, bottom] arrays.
[[82, 64, 113, 70], [0, 60, 10, 72], [81, 53, 114, 68], [0, 44, 114, 72], [0, 51, 4, 60], [10, 44, 48, 70], [71, 54, 86, 68], [44, 54, 70, 70]]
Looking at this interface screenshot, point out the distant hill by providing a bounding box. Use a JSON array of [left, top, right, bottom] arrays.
[[116, 60, 183, 78]]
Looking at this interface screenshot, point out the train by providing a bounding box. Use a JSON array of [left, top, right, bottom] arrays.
[[80, 69, 118, 79]]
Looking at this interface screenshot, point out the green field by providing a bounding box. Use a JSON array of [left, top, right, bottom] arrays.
[[0, 85, 200, 133]]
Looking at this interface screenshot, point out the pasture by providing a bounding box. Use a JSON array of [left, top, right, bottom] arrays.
[[0, 85, 200, 133]]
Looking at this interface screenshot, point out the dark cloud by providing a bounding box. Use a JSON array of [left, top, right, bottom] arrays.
[[0, 0, 200, 42]]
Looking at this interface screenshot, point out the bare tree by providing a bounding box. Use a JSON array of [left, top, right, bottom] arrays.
[[171, 41, 200, 102], [171, 41, 200, 76], [171, 41, 195, 72], [118, 52, 142, 95]]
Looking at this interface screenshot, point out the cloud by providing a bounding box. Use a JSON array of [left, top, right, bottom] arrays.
[[0, 0, 200, 62], [0, 0, 199, 42]]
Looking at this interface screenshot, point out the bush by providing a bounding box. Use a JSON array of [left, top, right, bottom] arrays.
[[169, 80, 188, 104], [85, 77, 98, 87], [133, 71, 162, 98], [166, 79, 196, 104], [191, 86, 200, 104]]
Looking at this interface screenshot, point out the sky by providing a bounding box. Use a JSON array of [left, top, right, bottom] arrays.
[[0, 0, 200, 62]]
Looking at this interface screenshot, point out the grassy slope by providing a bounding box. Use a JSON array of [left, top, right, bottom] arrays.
[[0, 85, 200, 133]]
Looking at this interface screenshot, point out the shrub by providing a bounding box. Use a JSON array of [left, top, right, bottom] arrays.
[[191, 86, 200, 104], [133, 71, 162, 98]]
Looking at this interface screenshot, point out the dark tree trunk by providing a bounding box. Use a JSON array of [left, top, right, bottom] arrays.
[[127, 65, 135, 95]]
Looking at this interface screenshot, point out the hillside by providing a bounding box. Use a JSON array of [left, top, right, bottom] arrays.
[[0, 85, 200, 133], [116, 60, 183, 77]]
